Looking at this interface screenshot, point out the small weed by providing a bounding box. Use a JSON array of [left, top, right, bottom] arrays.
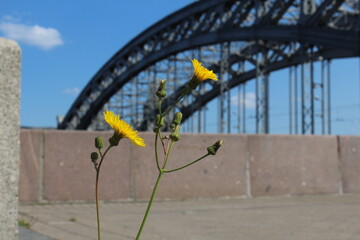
[[18, 219, 31, 228], [69, 217, 77, 222]]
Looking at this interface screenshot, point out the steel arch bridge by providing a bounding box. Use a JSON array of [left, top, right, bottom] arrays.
[[58, 0, 360, 134]]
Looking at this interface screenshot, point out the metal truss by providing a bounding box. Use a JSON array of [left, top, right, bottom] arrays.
[[58, 0, 360, 134]]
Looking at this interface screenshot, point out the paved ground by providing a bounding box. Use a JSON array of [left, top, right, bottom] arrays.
[[19, 194, 360, 240], [19, 226, 53, 240]]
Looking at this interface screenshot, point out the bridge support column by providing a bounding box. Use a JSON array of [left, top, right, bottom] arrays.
[[0, 38, 21, 240], [218, 42, 231, 133], [301, 58, 315, 134], [256, 74, 269, 134], [321, 59, 331, 134], [238, 82, 246, 134], [256, 51, 269, 134], [289, 65, 298, 134]]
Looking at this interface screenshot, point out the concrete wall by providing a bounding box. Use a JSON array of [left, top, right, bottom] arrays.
[[19, 129, 359, 202]]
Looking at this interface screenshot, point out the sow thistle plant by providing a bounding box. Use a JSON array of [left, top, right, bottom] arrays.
[[90, 59, 224, 240]]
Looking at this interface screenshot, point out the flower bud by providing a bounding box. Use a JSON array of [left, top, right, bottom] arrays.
[[91, 152, 99, 162], [153, 114, 165, 133], [170, 125, 181, 142], [156, 79, 167, 99], [156, 114, 165, 127], [95, 137, 103, 149], [207, 139, 224, 155], [172, 112, 183, 125]]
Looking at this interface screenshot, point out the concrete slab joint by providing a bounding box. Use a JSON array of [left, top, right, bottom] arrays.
[[0, 37, 21, 240]]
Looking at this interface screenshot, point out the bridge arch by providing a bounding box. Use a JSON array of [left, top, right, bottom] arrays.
[[58, 0, 360, 134]]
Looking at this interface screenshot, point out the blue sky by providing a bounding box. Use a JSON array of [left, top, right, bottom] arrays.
[[0, 0, 193, 127], [0, 0, 359, 135]]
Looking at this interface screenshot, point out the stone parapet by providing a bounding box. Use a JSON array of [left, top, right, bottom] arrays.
[[19, 129, 360, 202]]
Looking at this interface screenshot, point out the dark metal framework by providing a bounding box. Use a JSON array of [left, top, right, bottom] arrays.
[[58, 0, 360, 134]]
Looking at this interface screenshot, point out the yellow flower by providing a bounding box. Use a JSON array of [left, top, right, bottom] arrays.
[[191, 59, 218, 83], [103, 111, 146, 147], [184, 59, 218, 92]]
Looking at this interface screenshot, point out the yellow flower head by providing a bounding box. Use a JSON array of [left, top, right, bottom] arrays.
[[103, 111, 146, 147], [191, 59, 218, 83]]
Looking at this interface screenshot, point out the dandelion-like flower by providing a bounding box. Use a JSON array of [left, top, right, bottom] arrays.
[[104, 111, 146, 147], [191, 59, 218, 83], [186, 59, 218, 91]]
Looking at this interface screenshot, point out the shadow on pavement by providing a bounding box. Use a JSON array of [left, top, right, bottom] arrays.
[[19, 227, 54, 240]]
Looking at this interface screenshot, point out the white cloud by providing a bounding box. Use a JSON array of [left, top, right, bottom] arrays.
[[231, 92, 256, 109], [0, 22, 63, 50], [2, 15, 21, 23], [62, 88, 80, 96]]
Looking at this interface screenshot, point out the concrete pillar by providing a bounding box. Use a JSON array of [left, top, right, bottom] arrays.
[[0, 38, 21, 240]]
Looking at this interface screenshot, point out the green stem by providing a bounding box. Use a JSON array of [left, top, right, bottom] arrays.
[[95, 169, 101, 240], [155, 98, 165, 158], [135, 171, 164, 240], [158, 99, 162, 115], [164, 153, 210, 173], [95, 145, 112, 240], [135, 141, 175, 240], [154, 133, 161, 171], [158, 131, 166, 154], [161, 93, 186, 117], [162, 141, 175, 169]]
